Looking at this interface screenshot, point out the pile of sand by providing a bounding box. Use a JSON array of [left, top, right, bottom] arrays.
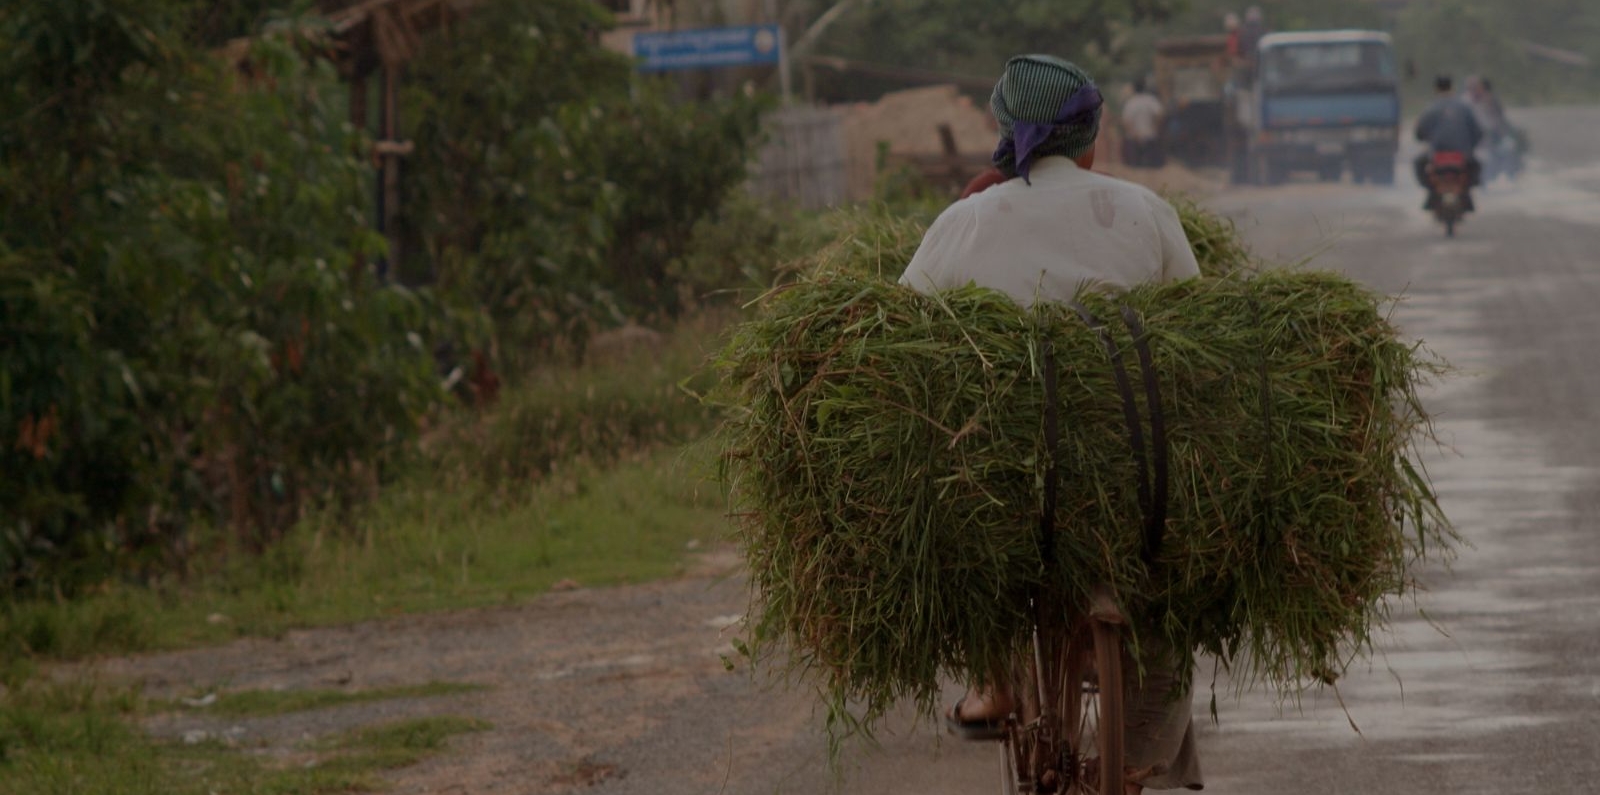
[[835, 83, 1227, 201], [840, 85, 996, 199]]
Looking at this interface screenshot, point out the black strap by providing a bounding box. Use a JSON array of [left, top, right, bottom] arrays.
[[1069, 302, 1156, 564], [1250, 296, 1278, 553], [1120, 304, 1168, 563], [1039, 340, 1059, 570]]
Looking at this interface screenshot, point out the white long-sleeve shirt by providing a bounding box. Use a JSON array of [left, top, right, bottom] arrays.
[[898, 157, 1200, 305]]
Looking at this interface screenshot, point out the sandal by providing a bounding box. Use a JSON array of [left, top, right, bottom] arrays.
[[944, 696, 1009, 741]]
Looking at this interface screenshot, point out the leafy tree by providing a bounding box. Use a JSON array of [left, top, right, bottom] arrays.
[[186, 0, 303, 45], [402, 0, 764, 360], [1, 0, 770, 592], [1, 3, 444, 591]]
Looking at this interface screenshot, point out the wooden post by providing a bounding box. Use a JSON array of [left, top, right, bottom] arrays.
[[349, 72, 368, 132], [347, 71, 371, 278], [379, 63, 402, 278]]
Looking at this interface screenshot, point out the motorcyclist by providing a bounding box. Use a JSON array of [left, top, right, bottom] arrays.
[[1414, 75, 1483, 209]]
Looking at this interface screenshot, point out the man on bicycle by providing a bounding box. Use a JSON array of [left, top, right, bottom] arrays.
[[899, 54, 1203, 793]]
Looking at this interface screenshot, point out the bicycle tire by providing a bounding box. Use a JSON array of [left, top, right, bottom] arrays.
[[1086, 620, 1126, 795], [1001, 610, 1127, 795]]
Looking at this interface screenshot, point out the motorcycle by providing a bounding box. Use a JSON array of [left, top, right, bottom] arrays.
[[1426, 151, 1473, 237]]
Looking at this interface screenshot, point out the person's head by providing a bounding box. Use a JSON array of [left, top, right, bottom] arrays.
[[1223, 12, 1240, 31], [1132, 77, 1147, 95], [989, 54, 1103, 180], [1481, 77, 1494, 93], [1463, 75, 1485, 96], [1434, 75, 1453, 95], [1245, 6, 1263, 24]]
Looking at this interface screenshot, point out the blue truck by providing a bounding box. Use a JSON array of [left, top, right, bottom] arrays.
[[1229, 30, 1401, 185]]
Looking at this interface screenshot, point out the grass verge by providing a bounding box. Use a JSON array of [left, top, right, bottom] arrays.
[[0, 678, 489, 794], [0, 311, 735, 790], [2, 439, 728, 663]]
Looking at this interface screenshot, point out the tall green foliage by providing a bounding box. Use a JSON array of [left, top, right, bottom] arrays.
[[402, 0, 765, 358], [1, 3, 444, 591], [2, 0, 771, 593]]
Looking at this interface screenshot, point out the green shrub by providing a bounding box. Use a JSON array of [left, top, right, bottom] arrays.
[[0, 7, 448, 591], [434, 314, 730, 490], [402, 0, 765, 361], [0, 0, 776, 594]]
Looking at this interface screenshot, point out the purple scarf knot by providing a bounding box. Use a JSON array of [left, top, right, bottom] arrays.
[[994, 84, 1103, 184]]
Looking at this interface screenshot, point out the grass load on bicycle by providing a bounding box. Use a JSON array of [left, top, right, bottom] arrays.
[[712, 201, 1453, 751]]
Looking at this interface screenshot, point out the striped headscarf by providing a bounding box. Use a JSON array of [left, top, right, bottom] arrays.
[[990, 55, 1103, 182]]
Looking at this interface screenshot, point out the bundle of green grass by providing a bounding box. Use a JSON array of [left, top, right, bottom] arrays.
[[715, 202, 1450, 736]]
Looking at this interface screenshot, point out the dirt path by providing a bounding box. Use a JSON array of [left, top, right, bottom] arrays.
[[79, 546, 980, 794], [89, 547, 733, 790]]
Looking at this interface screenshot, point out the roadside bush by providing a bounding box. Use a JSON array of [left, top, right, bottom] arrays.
[[0, 0, 775, 595], [0, 6, 447, 591], [666, 191, 800, 308], [433, 314, 729, 491]]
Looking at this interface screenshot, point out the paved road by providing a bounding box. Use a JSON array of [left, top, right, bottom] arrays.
[[731, 106, 1600, 795], [1191, 106, 1600, 795]]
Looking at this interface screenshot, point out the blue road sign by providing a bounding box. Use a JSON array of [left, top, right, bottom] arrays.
[[633, 25, 783, 72]]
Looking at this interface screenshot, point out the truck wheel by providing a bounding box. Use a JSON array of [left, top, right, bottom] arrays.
[[1366, 160, 1396, 186], [1318, 163, 1341, 182]]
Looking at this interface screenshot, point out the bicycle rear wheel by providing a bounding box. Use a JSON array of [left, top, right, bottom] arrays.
[[1001, 607, 1125, 795], [1079, 619, 1126, 794]]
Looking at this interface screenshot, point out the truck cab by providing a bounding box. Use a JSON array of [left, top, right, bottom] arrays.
[[1234, 30, 1400, 185]]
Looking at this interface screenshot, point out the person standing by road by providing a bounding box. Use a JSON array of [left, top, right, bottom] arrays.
[[1236, 6, 1268, 77], [1121, 79, 1167, 169], [901, 53, 1203, 794]]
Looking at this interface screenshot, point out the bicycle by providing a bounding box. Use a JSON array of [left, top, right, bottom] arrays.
[[996, 584, 1127, 795], [995, 323, 1169, 795]]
